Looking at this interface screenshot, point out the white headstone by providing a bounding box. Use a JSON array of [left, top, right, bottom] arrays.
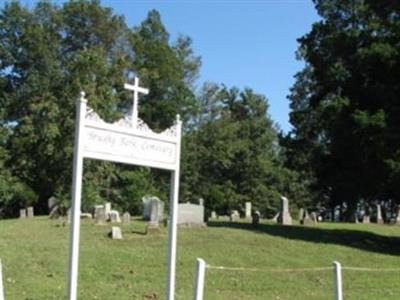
[[376, 204, 383, 224], [110, 226, 123, 240], [278, 196, 292, 225], [245, 202, 252, 218], [210, 211, 217, 219], [198, 198, 204, 206], [26, 206, 34, 218], [19, 209, 26, 219], [104, 203, 112, 220], [177, 203, 205, 226]]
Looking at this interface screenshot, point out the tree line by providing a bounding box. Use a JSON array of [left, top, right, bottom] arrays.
[[1, 0, 399, 221]]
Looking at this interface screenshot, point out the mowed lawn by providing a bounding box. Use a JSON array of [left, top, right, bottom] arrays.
[[0, 217, 399, 300]]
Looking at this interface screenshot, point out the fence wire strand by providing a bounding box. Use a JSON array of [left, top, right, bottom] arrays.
[[206, 264, 400, 273], [206, 265, 333, 273]]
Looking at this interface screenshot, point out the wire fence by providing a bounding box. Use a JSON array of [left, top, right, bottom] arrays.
[[194, 259, 400, 300]]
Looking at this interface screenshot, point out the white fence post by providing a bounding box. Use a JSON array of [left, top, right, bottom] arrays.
[[0, 259, 4, 300], [193, 258, 206, 300], [333, 261, 343, 300]]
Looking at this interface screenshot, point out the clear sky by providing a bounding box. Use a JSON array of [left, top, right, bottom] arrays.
[[4, 0, 320, 133], [101, 0, 320, 133]]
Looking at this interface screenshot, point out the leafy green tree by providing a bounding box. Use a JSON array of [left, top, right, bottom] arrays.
[[0, 1, 202, 215], [182, 84, 302, 216], [286, 0, 400, 218]]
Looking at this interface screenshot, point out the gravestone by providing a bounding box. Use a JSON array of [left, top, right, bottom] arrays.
[[109, 210, 121, 223], [19, 209, 26, 219], [310, 212, 318, 224], [109, 226, 123, 240], [48, 196, 57, 211], [376, 204, 383, 224], [230, 210, 240, 222], [395, 205, 400, 225], [298, 208, 305, 222], [217, 215, 230, 221], [277, 196, 292, 225], [93, 205, 104, 218], [177, 203, 205, 227], [104, 202, 112, 220], [146, 198, 164, 234], [252, 210, 260, 226], [122, 212, 131, 225], [150, 197, 164, 223], [198, 198, 204, 206], [271, 212, 279, 223], [95, 206, 106, 225], [299, 209, 313, 225], [362, 215, 370, 224], [210, 211, 217, 219], [142, 195, 152, 220], [245, 202, 252, 218], [49, 205, 60, 219], [80, 213, 92, 219], [26, 206, 34, 218]]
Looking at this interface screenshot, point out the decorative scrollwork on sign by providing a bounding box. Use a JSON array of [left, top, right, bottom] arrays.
[[85, 108, 178, 138], [161, 124, 177, 137], [136, 118, 152, 133], [85, 107, 105, 124], [114, 116, 132, 128]]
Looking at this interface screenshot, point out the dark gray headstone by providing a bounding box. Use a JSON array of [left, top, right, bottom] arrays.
[[109, 210, 121, 223], [252, 210, 260, 226], [142, 195, 152, 220]]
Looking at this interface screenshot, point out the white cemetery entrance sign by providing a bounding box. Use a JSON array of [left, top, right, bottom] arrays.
[[67, 78, 182, 300]]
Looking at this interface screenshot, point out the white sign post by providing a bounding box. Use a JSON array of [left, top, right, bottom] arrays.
[[67, 78, 182, 300]]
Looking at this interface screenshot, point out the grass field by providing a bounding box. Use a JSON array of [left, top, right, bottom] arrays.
[[0, 217, 399, 299]]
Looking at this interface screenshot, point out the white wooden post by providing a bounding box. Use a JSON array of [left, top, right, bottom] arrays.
[[67, 92, 87, 300], [193, 258, 206, 300], [167, 115, 182, 300], [0, 259, 4, 300], [333, 261, 343, 300]]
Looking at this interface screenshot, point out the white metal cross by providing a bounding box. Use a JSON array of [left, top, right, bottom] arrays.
[[124, 77, 149, 127]]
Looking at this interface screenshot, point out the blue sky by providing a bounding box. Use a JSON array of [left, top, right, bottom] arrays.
[[4, 0, 320, 133], [101, 0, 320, 133]]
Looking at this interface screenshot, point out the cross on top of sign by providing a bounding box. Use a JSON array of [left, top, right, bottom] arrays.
[[124, 77, 149, 126]]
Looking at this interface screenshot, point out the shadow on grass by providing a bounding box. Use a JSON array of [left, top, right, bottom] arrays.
[[207, 221, 400, 256]]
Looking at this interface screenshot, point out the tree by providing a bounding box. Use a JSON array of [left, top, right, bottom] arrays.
[[0, 1, 201, 215], [286, 0, 400, 218], [182, 83, 301, 216]]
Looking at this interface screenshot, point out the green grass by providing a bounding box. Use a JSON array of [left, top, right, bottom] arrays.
[[0, 217, 399, 299]]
